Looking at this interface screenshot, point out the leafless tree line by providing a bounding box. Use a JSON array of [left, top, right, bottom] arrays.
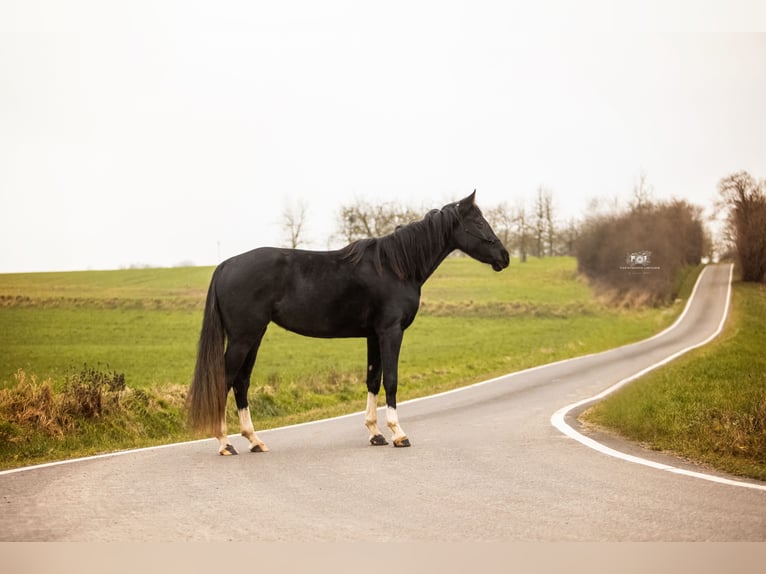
[[281, 170, 764, 284], [717, 171, 766, 283], [481, 187, 579, 261], [281, 182, 700, 268], [334, 199, 422, 244], [283, 188, 579, 261], [278, 171, 763, 310], [281, 199, 310, 249]]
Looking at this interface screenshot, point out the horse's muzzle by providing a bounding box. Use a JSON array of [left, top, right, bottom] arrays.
[[492, 249, 510, 272]]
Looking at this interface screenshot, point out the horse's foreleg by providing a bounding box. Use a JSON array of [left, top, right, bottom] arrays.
[[386, 406, 410, 448], [239, 407, 269, 453], [364, 336, 388, 445], [380, 328, 410, 448], [365, 392, 388, 445]]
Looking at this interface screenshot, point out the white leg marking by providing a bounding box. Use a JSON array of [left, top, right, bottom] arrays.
[[386, 406, 408, 445], [239, 407, 255, 436], [364, 392, 383, 438], [239, 407, 269, 452], [217, 418, 237, 455]]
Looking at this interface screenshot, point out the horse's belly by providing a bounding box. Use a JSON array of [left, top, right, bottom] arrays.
[[272, 316, 369, 339], [272, 300, 372, 339]]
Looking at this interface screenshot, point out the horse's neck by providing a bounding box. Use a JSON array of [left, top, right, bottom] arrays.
[[417, 241, 454, 286]]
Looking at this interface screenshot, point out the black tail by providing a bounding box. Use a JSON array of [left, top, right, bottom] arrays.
[[187, 269, 227, 436]]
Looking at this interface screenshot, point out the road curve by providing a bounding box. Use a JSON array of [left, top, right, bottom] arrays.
[[1, 263, 764, 541]]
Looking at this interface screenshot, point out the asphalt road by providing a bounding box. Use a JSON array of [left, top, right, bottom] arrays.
[[1, 263, 764, 541]]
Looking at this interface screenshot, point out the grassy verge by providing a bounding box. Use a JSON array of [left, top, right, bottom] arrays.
[[0, 367, 188, 466], [0, 257, 686, 469], [582, 280, 766, 481]]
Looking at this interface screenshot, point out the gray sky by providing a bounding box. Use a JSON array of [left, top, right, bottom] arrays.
[[2, 1, 765, 273]]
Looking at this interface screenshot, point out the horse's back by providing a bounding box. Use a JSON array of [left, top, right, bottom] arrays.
[[212, 247, 360, 336], [212, 245, 420, 339], [216, 247, 287, 287]]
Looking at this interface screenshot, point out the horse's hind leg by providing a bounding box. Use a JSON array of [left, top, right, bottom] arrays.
[[215, 334, 267, 455], [213, 341, 239, 455], [234, 339, 269, 453]]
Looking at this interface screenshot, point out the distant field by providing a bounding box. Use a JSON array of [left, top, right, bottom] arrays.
[[0, 257, 680, 391], [0, 257, 689, 468]]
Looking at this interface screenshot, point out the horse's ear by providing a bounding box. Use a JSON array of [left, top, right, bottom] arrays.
[[458, 190, 476, 215]]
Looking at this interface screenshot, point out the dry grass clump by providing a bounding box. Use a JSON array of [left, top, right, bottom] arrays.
[[0, 366, 128, 442], [589, 282, 671, 309], [0, 294, 203, 310], [0, 370, 73, 440], [0, 365, 189, 469], [419, 299, 597, 318]]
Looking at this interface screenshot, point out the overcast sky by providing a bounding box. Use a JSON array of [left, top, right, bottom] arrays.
[[2, 1, 765, 273]]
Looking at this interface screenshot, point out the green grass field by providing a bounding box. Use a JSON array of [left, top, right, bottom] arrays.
[[0, 257, 688, 468]]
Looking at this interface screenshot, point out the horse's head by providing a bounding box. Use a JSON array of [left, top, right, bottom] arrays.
[[449, 190, 510, 272]]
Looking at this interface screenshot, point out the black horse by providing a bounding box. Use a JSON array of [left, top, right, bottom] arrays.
[[187, 191, 510, 454]]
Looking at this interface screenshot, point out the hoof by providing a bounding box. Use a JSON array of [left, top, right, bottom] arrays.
[[250, 443, 269, 453], [393, 437, 411, 448], [370, 434, 389, 446], [220, 444, 238, 456]]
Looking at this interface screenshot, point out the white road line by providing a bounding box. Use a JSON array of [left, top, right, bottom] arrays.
[[551, 264, 766, 492], [0, 436, 212, 476]]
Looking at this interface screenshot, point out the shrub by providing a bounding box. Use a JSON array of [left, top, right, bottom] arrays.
[[63, 365, 126, 418], [576, 200, 707, 306]]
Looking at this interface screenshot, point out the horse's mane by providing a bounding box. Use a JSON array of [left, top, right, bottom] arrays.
[[339, 206, 460, 281]]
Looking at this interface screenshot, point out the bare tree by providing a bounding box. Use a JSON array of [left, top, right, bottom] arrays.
[[544, 190, 556, 256], [718, 171, 766, 282], [336, 198, 420, 243], [630, 170, 654, 213], [534, 187, 546, 257], [560, 217, 580, 257], [485, 202, 514, 252], [534, 186, 556, 257], [514, 199, 530, 263], [282, 199, 309, 249]]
